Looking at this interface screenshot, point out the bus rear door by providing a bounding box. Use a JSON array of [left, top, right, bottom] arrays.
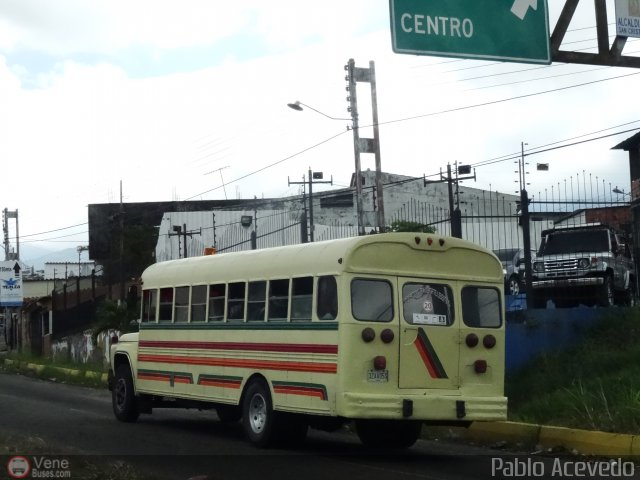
[[397, 278, 459, 390]]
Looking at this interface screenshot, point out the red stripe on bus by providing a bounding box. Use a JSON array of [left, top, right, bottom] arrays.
[[199, 379, 242, 389], [138, 354, 337, 374], [139, 340, 338, 354], [414, 338, 441, 379], [273, 386, 326, 400]]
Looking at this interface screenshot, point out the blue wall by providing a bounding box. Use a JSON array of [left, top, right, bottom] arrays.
[[505, 303, 609, 373]]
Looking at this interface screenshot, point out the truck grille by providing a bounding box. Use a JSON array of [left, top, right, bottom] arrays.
[[544, 259, 578, 272]]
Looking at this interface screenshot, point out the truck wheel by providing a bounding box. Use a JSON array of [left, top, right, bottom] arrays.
[[507, 275, 520, 296], [242, 378, 278, 447], [598, 275, 615, 307], [112, 365, 139, 423]]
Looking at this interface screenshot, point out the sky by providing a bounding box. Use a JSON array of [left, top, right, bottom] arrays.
[[1, 0, 639, 255]]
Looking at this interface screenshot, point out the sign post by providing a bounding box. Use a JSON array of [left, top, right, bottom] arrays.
[[389, 0, 551, 64], [0, 261, 23, 307]]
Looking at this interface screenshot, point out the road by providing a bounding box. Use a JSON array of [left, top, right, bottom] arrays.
[[0, 372, 625, 480]]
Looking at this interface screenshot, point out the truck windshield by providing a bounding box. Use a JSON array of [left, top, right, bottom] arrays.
[[541, 230, 608, 255]]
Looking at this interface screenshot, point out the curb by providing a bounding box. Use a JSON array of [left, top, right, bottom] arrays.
[[465, 421, 640, 457], [2, 358, 108, 385]]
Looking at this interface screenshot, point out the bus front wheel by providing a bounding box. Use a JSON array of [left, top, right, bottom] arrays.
[[112, 365, 139, 423], [355, 419, 422, 449], [242, 379, 278, 447]]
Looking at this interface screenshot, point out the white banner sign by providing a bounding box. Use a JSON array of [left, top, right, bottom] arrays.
[[616, 0, 640, 38], [0, 261, 23, 307]]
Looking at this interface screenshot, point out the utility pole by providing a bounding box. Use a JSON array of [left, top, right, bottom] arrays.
[[518, 142, 534, 300], [288, 169, 332, 242], [345, 59, 386, 234], [169, 224, 202, 259], [424, 164, 475, 238]]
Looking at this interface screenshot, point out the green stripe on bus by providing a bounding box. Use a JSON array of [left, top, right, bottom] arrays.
[[140, 322, 339, 331]]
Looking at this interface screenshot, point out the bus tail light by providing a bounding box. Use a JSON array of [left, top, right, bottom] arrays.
[[465, 333, 479, 347], [373, 356, 387, 370], [474, 360, 487, 374], [361, 327, 375, 342], [380, 328, 394, 344], [483, 334, 496, 349]]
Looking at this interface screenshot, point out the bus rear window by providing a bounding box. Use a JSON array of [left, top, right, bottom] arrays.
[[351, 279, 393, 322], [402, 283, 454, 326], [461, 287, 501, 328]]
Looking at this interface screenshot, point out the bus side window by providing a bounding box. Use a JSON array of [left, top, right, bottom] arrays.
[[291, 276, 313, 322], [227, 282, 246, 321], [248, 281, 266, 321], [159, 287, 174, 322], [268, 279, 289, 322], [191, 285, 207, 322], [142, 289, 157, 323], [461, 287, 501, 328], [317, 276, 338, 320], [208, 284, 226, 321], [174, 286, 190, 323]]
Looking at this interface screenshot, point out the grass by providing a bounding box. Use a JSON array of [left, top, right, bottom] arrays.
[[0, 351, 107, 389], [506, 307, 640, 434]]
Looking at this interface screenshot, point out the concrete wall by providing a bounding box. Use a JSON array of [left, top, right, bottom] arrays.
[[50, 329, 118, 367]]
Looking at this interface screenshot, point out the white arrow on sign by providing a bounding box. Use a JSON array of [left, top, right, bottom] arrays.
[[511, 0, 538, 20]]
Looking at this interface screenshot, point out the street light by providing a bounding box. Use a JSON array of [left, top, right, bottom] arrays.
[[286, 101, 351, 122], [287, 99, 367, 235], [613, 187, 631, 196]]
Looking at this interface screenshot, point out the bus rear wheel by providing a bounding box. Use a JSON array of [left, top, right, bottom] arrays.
[[112, 365, 139, 423], [242, 379, 278, 447], [355, 419, 422, 449]]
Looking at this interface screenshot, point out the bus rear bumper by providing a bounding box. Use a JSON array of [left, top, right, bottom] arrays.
[[338, 392, 507, 422]]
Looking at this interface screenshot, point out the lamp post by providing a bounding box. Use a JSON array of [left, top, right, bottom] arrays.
[[287, 100, 368, 235]]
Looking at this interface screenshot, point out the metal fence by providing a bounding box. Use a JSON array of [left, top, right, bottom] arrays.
[[204, 173, 633, 310]]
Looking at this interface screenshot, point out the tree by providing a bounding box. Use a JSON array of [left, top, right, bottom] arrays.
[[91, 300, 138, 344], [388, 220, 436, 233]]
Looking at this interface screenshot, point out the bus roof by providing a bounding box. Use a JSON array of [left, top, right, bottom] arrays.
[[141, 233, 502, 287]]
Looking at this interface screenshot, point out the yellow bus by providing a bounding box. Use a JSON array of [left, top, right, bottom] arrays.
[[109, 232, 507, 448]]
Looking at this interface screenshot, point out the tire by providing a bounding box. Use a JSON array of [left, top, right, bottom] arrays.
[[507, 275, 520, 296], [242, 379, 278, 448], [355, 420, 422, 449], [598, 275, 615, 307], [216, 404, 242, 423], [112, 364, 139, 423]]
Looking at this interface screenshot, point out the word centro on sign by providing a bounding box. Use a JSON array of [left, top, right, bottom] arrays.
[[400, 13, 473, 38]]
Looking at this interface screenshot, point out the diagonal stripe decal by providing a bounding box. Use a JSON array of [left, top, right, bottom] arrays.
[[414, 328, 448, 379]]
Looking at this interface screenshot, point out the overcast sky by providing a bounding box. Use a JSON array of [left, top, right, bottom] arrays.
[[1, 0, 638, 253]]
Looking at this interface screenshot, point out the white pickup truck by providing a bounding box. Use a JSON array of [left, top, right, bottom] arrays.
[[530, 223, 636, 308]]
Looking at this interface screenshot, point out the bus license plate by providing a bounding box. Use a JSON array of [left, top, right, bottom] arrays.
[[367, 369, 389, 383]]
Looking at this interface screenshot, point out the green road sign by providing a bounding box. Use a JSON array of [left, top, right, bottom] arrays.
[[389, 0, 551, 64]]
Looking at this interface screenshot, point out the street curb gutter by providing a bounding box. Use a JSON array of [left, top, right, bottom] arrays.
[[3, 358, 108, 384], [465, 421, 640, 457]]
